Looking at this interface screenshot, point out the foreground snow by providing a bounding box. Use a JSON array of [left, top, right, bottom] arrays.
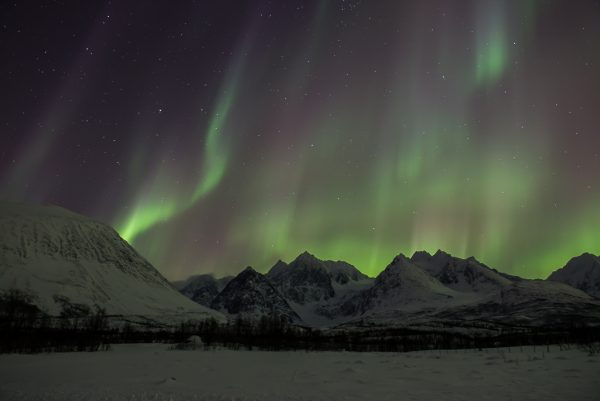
[[0, 344, 598, 400]]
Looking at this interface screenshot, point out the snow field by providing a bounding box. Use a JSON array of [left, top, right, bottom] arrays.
[[0, 344, 598, 401]]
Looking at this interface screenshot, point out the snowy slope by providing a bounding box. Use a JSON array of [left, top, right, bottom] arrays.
[[547, 253, 600, 298], [210, 267, 302, 323], [497, 279, 593, 305], [427, 279, 600, 328], [0, 202, 223, 323]]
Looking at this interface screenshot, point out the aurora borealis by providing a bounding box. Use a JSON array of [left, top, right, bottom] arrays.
[[1, 1, 599, 279]]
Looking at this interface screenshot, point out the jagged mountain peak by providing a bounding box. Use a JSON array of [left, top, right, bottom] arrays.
[[391, 253, 412, 265], [566, 252, 599, 266], [434, 249, 451, 257], [287, 251, 370, 281], [233, 266, 267, 282], [411, 250, 432, 260], [551, 253, 600, 276], [337, 255, 456, 317], [210, 266, 301, 323], [267, 254, 334, 304], [267, 259, 289, 277], [408, 249, 512, 292], [379, 255, 444, 286], [291, 251, 324, 268], [411, 249, 454, 266], [265, 251, 372, 308]]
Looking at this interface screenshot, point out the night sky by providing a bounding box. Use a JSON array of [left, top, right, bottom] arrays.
[[1, 1, 599, 279]]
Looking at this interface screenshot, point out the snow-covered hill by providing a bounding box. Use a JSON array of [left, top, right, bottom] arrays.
[[0, 202, 223, 323], [547, 253, 600, 298]]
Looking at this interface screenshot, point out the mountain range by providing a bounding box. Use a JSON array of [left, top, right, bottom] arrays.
[[178, 250, 600, 330], [1, 201, 599, 333]]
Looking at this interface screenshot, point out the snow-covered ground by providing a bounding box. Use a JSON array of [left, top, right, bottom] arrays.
[[0, 344, 598, 401]]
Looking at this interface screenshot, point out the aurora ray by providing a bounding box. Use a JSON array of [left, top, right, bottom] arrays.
[[116, 32, 252, 244]]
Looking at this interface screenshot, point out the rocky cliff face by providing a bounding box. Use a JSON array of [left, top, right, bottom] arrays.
[[210, 267, 301, 324], [266, 252, 336, 304]]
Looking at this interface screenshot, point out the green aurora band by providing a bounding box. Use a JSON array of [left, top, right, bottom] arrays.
[[115, 1, 600, 279], [3, 1, 598, 280], [116, 40, 249, 244]]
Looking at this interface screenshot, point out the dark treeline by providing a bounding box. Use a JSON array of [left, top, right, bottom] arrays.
[[2, 289, 600, 354], [0, 289, 110, 353], [169, 316, 600, 353]]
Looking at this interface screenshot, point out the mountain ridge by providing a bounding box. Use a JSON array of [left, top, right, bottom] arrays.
[[2, 201, 598, 332], [178, 250, 600, 329]]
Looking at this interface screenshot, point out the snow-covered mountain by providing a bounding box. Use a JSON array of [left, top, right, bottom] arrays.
[[178, 252, 373, 326], [264, 252, 374, 326], [547, 253, 600, 298], [210, 267, 301, 324], [267, 252, 336, 304], [0, 202, 223, 323], [410, 250, 512, 293], [174, 274, 232, 307], [176, 249, 600, 330], [339, 254, 458, 317], [335, 252, 600, 329]]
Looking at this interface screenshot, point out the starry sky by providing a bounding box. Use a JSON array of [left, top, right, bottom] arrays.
[[1, 0, 599, 280]]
